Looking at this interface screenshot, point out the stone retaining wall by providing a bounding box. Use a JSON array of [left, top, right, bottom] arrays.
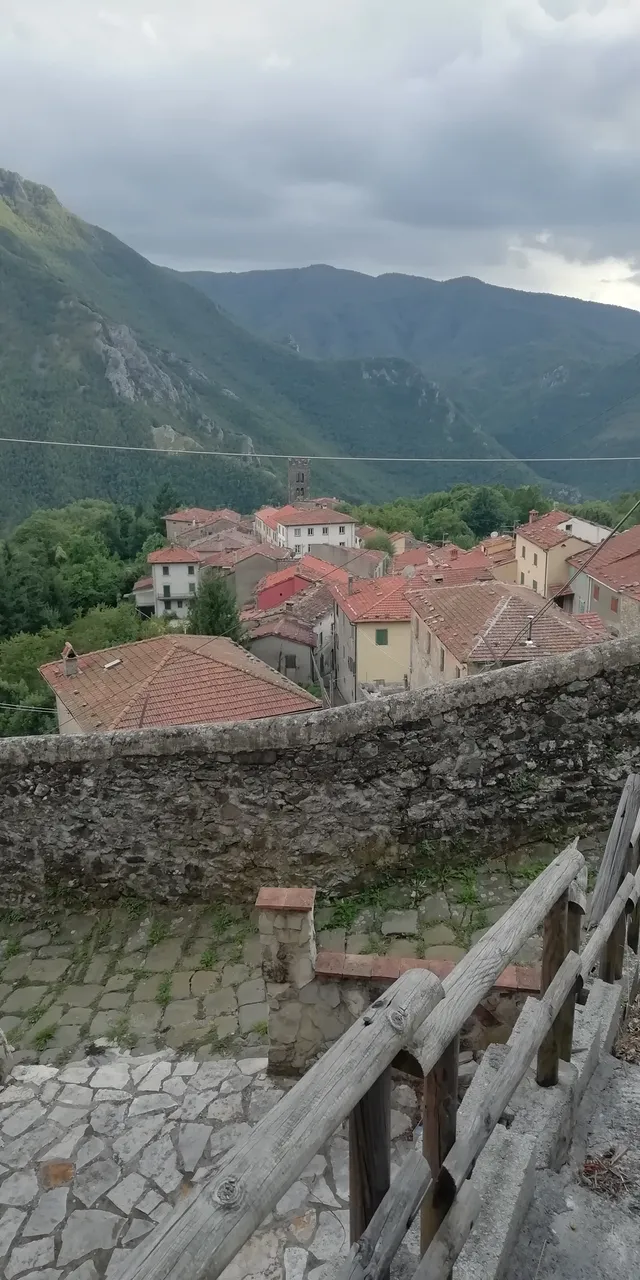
[[257, 887, 537, 1075], [2, 635, 640, 903]]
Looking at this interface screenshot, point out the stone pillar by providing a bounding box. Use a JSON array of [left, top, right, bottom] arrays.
[[257, 887, 319, 1074]]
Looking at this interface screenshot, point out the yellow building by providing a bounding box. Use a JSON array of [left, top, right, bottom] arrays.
[[331, 578, 412, 702], [514, 509, 607, 601]]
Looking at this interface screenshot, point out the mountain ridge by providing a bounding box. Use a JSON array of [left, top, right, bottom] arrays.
[[0, 169, 538, 529]]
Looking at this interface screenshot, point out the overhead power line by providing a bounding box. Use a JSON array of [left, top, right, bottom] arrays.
[[1, 435, 640, 463]]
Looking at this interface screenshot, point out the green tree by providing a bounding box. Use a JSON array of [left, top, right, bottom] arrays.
[[152, 483, 182, 533], [364, 532, 394, 556], [463, 487, 513, 539], [423, 506, 474, 547], [0, 678, 56, 737], [572, 500, 615, 527], [187, 573, 246, 643]]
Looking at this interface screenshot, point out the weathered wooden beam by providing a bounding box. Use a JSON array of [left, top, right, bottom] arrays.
[[412, 1183, 480, 1280], [116, 968, 443, 1280], [411, 842, 584, 1078], [589, 774, 640, 926], [536, 891, 568, 1086], [421, 1035, 459, 1257], [581, 870, 637, 978], [558, 883, 585, 1061], [439, 952, 582, 1207], [336, 1150, 432, 1280], [349, 1068, 391, 1252]]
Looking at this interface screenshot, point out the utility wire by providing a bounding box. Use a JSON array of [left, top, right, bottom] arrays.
[[2, 435, 640, 463], [484, 495, 640, 668]]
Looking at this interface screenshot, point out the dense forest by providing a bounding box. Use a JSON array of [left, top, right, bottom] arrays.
[[349, 485, 640, 547]]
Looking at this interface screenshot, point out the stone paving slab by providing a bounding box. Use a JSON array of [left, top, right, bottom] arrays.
[[0, 1048, 422, 1280]]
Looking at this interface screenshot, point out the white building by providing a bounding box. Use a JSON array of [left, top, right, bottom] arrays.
[[254, 505, 357, 556], [147, 547, 201, 618]]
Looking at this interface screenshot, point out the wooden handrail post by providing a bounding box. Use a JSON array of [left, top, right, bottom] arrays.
[[421, 1034, 459, 1261], [536, 890, 568, 1086], [558, 870, 587, 1061], [600, 839, 634, 983], [627, 822, 640, 954], [349, 1067, 391, 1264]]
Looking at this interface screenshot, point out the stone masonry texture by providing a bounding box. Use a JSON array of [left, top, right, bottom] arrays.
[[1, 635, 640, 904]]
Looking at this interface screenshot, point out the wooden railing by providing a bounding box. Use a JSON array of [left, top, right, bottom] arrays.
[[121, 780, 640, 1280]]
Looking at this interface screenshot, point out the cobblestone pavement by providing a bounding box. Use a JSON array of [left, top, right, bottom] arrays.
[[0, 835, 604, 1070], [0, 1047, 422, 1280]]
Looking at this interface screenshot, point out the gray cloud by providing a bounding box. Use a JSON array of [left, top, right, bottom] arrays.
[[2, 1, 640, 296]]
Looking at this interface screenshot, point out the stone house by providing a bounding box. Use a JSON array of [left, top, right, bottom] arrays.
[[39, 636, 320, 734], [407, 580, 608, 689], [254, 505, 357, 555]]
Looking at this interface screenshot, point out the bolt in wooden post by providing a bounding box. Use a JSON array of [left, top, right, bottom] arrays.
[[349, 1066, 391, 1263], [536, 890, 568, 1086], [421, 1034, 459, 1263]]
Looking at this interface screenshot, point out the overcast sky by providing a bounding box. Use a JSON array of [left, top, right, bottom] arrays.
[[3, 0, 640, 307]]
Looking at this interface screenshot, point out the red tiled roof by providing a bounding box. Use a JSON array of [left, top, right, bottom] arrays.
[[330, 577, 412, 623], [567, 525, 640, 601], [516, 510, 583, 551], [132, 576, 153, 590], [147, 547, 201, 564], [254, 506, 280, 531], [166, 507, 240, 525], [258, 555, 350, 594], [408, 563, 495, 587], [245, 582, 335, 629], [250, 616, 316, 646], [408, 581, 608, 664], [39, 635, 320, 732], [274, 506, 355, 527]]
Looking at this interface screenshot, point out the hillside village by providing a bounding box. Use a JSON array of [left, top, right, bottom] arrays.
[[29, 459, 640, 736]]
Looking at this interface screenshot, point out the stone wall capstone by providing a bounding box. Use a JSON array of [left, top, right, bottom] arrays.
[[2, 635, 640, 904]]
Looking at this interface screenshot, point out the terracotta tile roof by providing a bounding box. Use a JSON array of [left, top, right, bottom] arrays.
[[132, 576, 153, 590], [330, 577, 412, 623], [408, 563, 495, 587], [166, 507, 240, 525], [245, 582, 334, 629], [568, 526, 640, 600], [249, 616, 316, 646], [393, 544, 491, 575], [147, 547, 201, 564], [254, 506, 280, 531], [274, 506, 355, 527], [356, 524, 381, 540], [39, 635, 320, 732], [408, 581, 608, 664], [515, 510, 582, 551], [258, 555, 350, 594]]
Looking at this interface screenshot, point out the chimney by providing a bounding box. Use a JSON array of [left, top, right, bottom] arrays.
[[528, 509, 539, 524], [525, 615, 535, 646], [62, 642, 78, 677], [450, 548, 458, 560], [285, 601, 294, 612], [348, 576, 354, 595]]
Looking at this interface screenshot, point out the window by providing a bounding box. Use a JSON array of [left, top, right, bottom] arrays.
[[520, 572, 525, 585], [426, 631, 431, 654], [176, 599, 183, 609], [163, 584, 171, 598], [339, 541, 345, 547], [532, 580, 538, 592], [322, 526, 329, 536], [375, 629, 388, 646], [294, 527, 301, 537], [294, 544, 302, 554], [307, 527, 315, 536], [189, 583, 196, 594], [521, 545, 526, 558], [440, 647, 445, 672], [162, 565, 170, 576], [593, 584, 600, 601], [455, 666, 461, 679], [285, 654, 297, 669], [188, 565, 195, 576], [163, 602, 171, 612], [611, 597, 619, 614], [297, 471, 305, 483], [533, 553, 538, 566], [566, 523, 572, 533], [339, 525, 346, 534]]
